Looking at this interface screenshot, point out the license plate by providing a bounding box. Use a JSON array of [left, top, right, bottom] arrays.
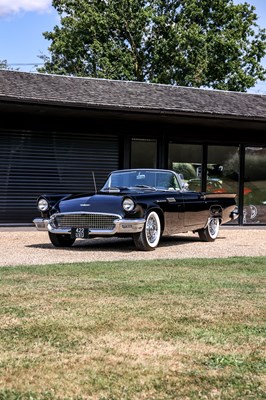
[[71, 228, 89, 239]]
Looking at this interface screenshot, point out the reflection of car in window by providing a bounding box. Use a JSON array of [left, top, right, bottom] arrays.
[[188, 178, 225, 193], [33, 169, 238, 251], [206, 180, 225, 193]]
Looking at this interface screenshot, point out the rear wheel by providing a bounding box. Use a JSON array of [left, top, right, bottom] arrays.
[[48, 232, 75, 247], [133, 211, 161, 251], [198, 218, 220, 242]]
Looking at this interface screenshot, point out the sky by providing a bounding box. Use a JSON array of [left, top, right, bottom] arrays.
[[0, 0, 265, 94]]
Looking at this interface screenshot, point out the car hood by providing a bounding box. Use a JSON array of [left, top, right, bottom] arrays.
[[56, 192, 127, 215]]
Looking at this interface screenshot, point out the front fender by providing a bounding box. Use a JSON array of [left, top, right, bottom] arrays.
[[144, 206, 165, 233], [37, 194, 72, 218]]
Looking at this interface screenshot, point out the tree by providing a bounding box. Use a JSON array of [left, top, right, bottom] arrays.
[[39, 0, 266, 91], [0, 60, 20, 71], [0, 60, 15, 70]]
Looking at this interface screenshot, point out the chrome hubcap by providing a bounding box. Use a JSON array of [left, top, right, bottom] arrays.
[[209, 218, 219, 238], [146, 215, 159, 244]]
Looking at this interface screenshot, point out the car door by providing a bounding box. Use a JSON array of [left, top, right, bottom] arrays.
[[156, 191, 185, 235], [182, 191, 209, 228]]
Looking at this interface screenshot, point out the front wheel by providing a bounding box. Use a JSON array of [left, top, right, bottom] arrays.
[[133, 211, 161, 251], [198, 218, 220, 242], [48, 232, 76, 247]]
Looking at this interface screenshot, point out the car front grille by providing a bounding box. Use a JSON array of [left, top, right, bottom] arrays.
[[52, 213, 119, 231]]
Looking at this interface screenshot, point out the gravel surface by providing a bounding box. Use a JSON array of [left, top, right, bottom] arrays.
[[0, 227, 266, 266]]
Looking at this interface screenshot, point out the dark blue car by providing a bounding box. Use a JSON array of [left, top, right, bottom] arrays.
[[33, 169, 238, 251]]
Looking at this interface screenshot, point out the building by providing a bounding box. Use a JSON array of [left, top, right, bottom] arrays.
[[0, 70, 265, 225]]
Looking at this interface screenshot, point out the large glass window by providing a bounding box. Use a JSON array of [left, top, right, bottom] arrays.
[[243, 147, 266, 224], [207, 146, 239, 195], [207, 146, 239, 225], [168, 143, 203, 191], [131, 138, 157, 168]]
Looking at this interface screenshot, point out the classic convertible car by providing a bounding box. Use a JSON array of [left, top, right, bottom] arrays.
[[33, 168, 238, 251]]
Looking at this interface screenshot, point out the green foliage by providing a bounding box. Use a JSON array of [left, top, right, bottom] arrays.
[[244, 153, 266, 181], [0, 60, 8, 69], [0, 60, 18, 70], [172, 162, 197, 180], [223, 152, 240, 180], [224, 151, 266, 181], [39, 0, 266, 91]]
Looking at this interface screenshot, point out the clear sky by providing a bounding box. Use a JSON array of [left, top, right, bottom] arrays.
[[0, 0, 265, 93]]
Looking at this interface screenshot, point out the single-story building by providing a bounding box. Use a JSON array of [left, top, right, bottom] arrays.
[[0, 69, 265, 226]]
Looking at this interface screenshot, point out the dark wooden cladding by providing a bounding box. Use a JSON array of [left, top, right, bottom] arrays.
[[0, 130, 119, 224]]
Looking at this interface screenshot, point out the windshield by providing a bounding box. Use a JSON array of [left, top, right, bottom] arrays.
[[102, 170, 181, 191]]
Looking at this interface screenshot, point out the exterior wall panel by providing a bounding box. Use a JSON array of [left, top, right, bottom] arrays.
[[0, 130, 119, 224]]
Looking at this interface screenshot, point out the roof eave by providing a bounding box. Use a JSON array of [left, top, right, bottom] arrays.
[[1, 95, 266, 123]]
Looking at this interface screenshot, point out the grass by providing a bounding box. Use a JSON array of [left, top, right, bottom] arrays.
[[0, 256, 265, 400]]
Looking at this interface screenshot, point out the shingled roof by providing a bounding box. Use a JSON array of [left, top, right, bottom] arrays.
[[0, 70, 265, 121]]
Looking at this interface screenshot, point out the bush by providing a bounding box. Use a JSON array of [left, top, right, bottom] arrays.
[[172, 163, 197, 180]]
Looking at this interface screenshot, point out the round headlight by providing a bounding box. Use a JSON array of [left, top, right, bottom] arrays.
[[37, 198, 49, 212], [123, 197, 135, 212]]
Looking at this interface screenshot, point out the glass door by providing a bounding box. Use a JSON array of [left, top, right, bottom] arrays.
[[207, 146, 240, 224], [207, 146, 239, 195], [243, 147, 266, 224]]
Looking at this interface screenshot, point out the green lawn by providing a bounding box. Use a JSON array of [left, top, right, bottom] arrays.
[[0, 257, 265, 400]]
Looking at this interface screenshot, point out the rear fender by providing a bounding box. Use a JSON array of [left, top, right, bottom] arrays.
[[205, 205, 222, 228], [210, 205, 223, 218]]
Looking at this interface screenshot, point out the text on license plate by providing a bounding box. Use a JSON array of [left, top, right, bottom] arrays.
[[71, 228, 89, 238]]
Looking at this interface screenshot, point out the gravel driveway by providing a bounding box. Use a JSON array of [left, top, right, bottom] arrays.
[[1, 227, 266, 267]]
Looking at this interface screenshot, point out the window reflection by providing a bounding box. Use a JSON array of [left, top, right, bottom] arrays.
[[168, 143, 203, 191], [243, 147, 266, 224], [207, 146, 239, 195]]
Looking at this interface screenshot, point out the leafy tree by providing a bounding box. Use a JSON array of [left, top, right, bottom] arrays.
[[0, 60, 20, 70], [0, 60, 13, 70], [39, 0, 266, 91]]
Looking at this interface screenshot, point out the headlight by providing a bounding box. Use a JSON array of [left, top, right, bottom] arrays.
[[122, 197, 135, 212], [37, 198, 49, 212]]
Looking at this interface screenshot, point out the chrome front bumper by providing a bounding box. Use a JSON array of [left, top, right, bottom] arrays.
[[33, 218, 49, 231], [33, 217, 145, 235]]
